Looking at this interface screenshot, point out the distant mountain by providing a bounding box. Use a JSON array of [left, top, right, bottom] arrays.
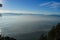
[[2, 13, 23, 16], [2, 13, 44, 16], [47, 15, 60, 17], [1, 13, 60, 17]]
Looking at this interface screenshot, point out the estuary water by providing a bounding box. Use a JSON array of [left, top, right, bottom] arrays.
[[0, 15, 60, 40]]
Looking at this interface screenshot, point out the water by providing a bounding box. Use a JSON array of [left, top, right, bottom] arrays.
[[0, 15, 60, 40]]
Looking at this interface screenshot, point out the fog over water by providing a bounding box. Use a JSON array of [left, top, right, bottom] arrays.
[[0, 15, 60, 40]]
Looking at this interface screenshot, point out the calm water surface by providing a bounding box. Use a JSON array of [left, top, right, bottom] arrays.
[[0, 15, 60, 40]]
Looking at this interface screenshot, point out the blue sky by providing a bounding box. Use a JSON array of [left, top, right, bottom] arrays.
[[0, 0, 60, 15]]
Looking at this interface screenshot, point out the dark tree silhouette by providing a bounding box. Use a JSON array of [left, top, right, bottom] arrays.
[[56, 23, 60, 40], [47, 26, 56, 40], [39, 33, 47, 40], [0, 4, 2, 7], [0, 35, 16, 40], [39, 23, 60, 40]]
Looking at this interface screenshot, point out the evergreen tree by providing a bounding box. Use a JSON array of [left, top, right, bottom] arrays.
[[47, 26, 56, 40], [39, 33, 47, 40], [0, 35, 16, 40], [39, 23, 60, 40]]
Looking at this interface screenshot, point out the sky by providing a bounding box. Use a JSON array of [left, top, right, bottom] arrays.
[[0, 0, 60, 15]]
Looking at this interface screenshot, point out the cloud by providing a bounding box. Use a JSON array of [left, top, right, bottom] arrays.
[[0, 0, 3, 3], [39, 1, 60, 9]]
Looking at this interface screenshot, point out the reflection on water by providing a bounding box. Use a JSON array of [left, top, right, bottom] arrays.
[[0, 17, 3, 35], [0, 28, 2, 34], [0, 15, 60, 40]]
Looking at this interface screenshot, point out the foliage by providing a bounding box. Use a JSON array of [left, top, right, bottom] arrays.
[[39, 33, 47, 40], [0, 4, 2, 7], [0, 35, 16, 40], [39, 23, 60, 40]]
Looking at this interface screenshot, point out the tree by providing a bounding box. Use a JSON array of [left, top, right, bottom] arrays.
[[0, 4, 2, 7], [47, 26, 56, 40], [39, 23, 60, 40], [56, 23, 60, 40], [0, 35, 16, 40], [39, 33, 47, 40]]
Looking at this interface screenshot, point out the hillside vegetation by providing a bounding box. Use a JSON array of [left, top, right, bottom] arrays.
[[39, 23, 60, 40]]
